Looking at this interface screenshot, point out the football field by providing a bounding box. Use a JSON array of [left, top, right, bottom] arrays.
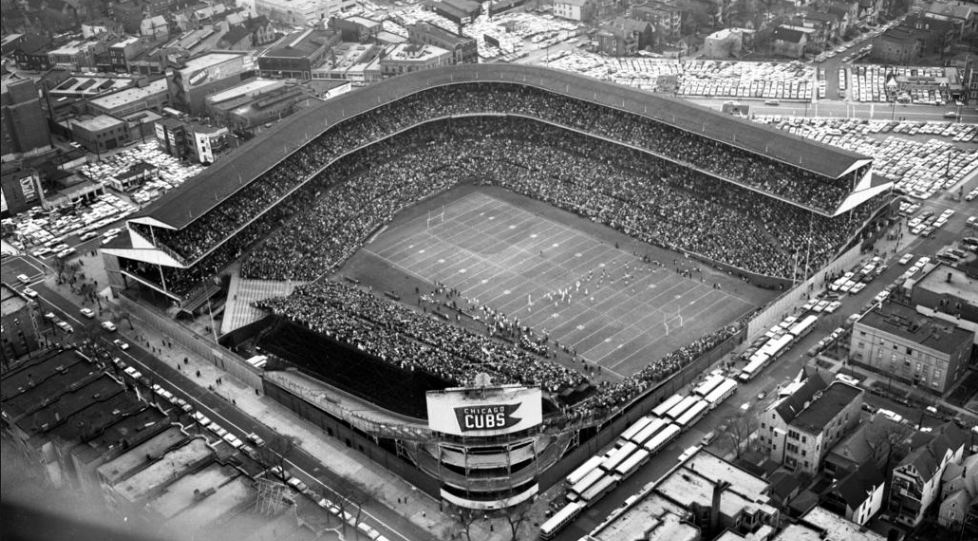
[[363, 190, 757, 380]]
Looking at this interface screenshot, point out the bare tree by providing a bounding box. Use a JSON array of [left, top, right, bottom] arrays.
[[504, 501, 533, 540], [330, 476, 369, 538], [257, 434, 295, 476], [724, 412, 759, 459], [456, 508, 479, 541], [864, 417, 913, 473]]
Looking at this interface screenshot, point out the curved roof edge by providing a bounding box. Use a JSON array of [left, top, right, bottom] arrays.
[[142, 63, 870, 230]]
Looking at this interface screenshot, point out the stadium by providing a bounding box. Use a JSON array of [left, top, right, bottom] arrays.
[[102, 64, 894, 510]]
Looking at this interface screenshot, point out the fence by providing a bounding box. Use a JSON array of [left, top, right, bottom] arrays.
[[119, 294, 263, 389]]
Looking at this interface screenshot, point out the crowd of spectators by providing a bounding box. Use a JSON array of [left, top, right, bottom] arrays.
[[254, 274, 743, 418], [133, 82, 860, 267]]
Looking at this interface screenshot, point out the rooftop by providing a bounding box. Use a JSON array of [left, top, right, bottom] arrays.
[[28, 375, 126, 435], [772, 374, 828, 425], [97, 426, 189, 484], [139, 64, 870, 231], [858, 301, 974, 355], [800, 507, 885, 541], [685, 451, 770, 502], [790, 382, 862, 433], [88, 78, 169, 110], [45, 391, 141, 444], [180, 52, 246, 73], [263, 29, 333, 59], [149, 462, 239, 518], [206, 78, 285, 105], [916, 264, 978, 306], [589, 492, 687, 540], [72, 114, 125, 131], [163, 475, 253, 533], [770, 523, 823, 541], [112, 437, 213, 502], [828, 462, 885, 510], [1, 355, 102, 422], [385, 43, 449, 62], [0, 284, 28, 315], [75, 405, 169, 462]]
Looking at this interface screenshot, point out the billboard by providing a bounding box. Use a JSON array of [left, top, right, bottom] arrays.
[[426, 385, 542, 437]]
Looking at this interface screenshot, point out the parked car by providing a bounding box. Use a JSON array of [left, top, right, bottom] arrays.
[[22, 287, 38, 298], [17, 274, 31, 284], [113, 339, 130, 350], [80, 307, 95, 319], [101, 321, 117, 332], [56, 321, 74, 333]]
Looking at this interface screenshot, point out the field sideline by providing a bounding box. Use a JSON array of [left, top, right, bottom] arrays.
[[349, 188, 764, 380]]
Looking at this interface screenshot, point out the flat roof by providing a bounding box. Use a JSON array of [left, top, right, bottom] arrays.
[[2, 360, 104, 422], [163, 475, 253, 532], [79, 406, 168, 461], [0, 284, 28, 315], [790, 382, 861, 433], [590, 494, 689, 540], [206, 78, 284, 104], [97, 427, 188, 484], [386, 43, 449, 61], [73, 114, 125, 131], [89, 78, 169, 110], [801, 507, 885, 541], [140, 64, 869, 230], [150, 462, 238, 518], [684, 451, 770, 502], [858, 301, 974, 355], [916, 264, 978, 306], [770, 523, 823, 541], [0, 349, 81, 400], [180, 52, 244, 73], [46, 392, 139, 443], [113, 438, 213, 501]]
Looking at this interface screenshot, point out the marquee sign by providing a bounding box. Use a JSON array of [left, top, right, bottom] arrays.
[[427, 385, 542, 437]]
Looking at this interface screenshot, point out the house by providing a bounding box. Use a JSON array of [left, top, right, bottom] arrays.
[[824, 414, 909, 478], [553, 0, 595, 23], [889, 423, 968, 527], [703, 28, 743, 58], [596, 18, 655, 56], [630, 1, 683, 39], [938, 452, 978, 527], [218, 15, 277, 50], [821, 462, 886, 525], [924, 0, 978, 37], [408, 21, 478, 64], [11, 33, 53, 71], [140, 15, 170, 40], [772, 25, 809, 58]]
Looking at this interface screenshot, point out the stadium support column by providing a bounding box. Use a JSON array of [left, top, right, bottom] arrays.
[[157, 264, 168, 292]]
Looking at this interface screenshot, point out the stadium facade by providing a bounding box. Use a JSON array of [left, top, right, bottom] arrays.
[[101, 64, 891, 510]]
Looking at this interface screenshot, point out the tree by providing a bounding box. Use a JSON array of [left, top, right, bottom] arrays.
[[256, 434, 295, 476], [724, 412, 759, 459], [864, 417, 913, 473], [456, 507, 479, 541], [328, 475, 369, 537], [503, 501, 533, 540]]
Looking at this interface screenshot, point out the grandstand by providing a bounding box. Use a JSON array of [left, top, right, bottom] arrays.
[[101, 64, 894, 510]]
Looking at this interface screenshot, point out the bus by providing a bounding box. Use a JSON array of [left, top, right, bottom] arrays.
[[565, 455, 604, 487], [643, 423, 681, 454], [619, 416, 655, 445], [693, 373, 725, 398], [580, 474, 621, 506], [600, 442, 639, 474], [704, 378, 738, 409], [788, 315, 818, 341], [567, 468, 605, 500], [651, 393, 684, 418], [614, 448, 651, 479], [539, 501, 585, 540], [675, 400, 711, 431], [630, 417, 668, 447], [739, 351, 769, 382], [664, 395, 698, 421]]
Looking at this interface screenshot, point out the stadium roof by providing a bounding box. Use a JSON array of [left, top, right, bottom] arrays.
[[138, 63, 870, 230]]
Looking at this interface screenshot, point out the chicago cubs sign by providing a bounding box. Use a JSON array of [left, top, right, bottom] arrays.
[[427, 385, 542, 437]]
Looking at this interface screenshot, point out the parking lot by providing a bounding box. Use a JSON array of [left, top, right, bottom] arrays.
[[545, 53, 816, 99], [752, 117, 978, 199]]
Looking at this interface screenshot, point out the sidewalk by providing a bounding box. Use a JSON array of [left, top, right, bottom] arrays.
[[114, 310, 524, 541]]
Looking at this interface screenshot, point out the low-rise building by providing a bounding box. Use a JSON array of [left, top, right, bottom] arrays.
[[910, 263, 978, 342], [11, 33, 54, 71], [88, 78, 171, 117], [772, 26, 809, 59], [820, 462, 885, 525], [850, 301, 974, 395], [889, 423, 968, 527], [0, 165, 44, 217], [587, 448, 778, 540], [108, 36, 149, 73], [2, 77, 52, 157], [630, 1, 683, 40], [597, 18, 655, 56], [432, 0, 482, 25], [218, 15, 277, 50], [938, 452, 978, 528], [254, 0, 355, 27], [1, 285, 41, 360], [554, 0, 595, 22], [70, 115, 131, 153], [703, 28, 743, 58], [769, 507, 885, 541], [258, 29, 339, 80], [407, 21, 478, 64], [48, 39, 107, 71], [170, 51, 257, 114], [380, 43, 453, 77]]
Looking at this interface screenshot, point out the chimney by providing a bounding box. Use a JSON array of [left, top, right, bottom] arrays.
[[947, 272, 953, 283], [711, 480, 730, 535]]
